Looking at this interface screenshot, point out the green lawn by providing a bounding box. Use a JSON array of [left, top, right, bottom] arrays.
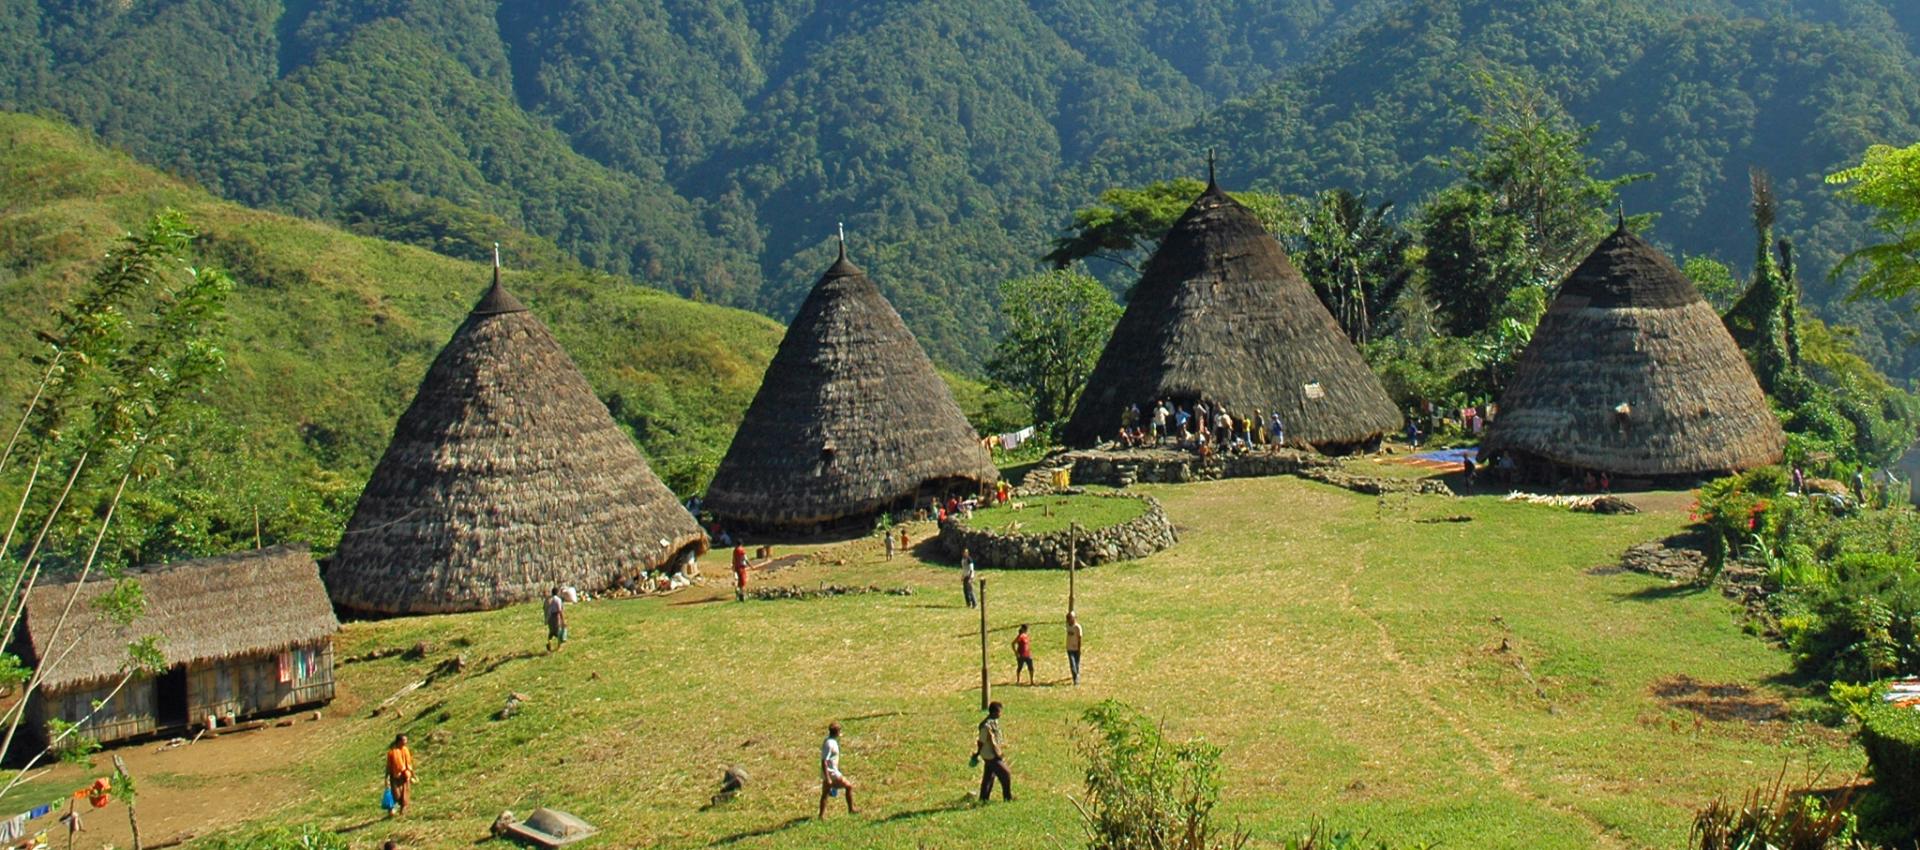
[[961, 491, 1149, 535], [156, 477, 1852, 848]]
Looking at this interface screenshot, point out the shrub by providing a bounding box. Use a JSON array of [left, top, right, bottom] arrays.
[[1861, 703, 1920, 810], [1689, 770, 1859, 850], [1076, 700, 1247, 850]]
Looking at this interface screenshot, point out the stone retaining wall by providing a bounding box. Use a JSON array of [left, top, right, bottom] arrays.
[[937, 491, 1176, 570], [1027, 448, 1452, 497]]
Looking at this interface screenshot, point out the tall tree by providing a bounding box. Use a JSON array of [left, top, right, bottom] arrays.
[[1416, 186, 1534, 338], [1827, 141, 1920, 302], [1287, 189, 1413, 344], [986, 270, 1121, 434]]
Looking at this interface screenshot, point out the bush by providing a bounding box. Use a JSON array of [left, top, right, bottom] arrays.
[[1076, 700, 1246, 850], [1689, 772, 1860, 850], [1861, 703, 1920, 810], [1789, 556, 1920, 684]]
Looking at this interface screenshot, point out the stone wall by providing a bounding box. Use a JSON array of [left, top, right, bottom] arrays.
[[1027, 448, 1452, 497], [937, 491, 1177, 570]]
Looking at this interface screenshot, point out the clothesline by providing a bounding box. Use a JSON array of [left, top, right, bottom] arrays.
[[0, 779, 114, 844]]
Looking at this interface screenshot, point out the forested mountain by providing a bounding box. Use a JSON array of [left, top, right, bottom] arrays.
[[4, 0, 1919, 375], [1092, 0, 1920, 378], [0, 111, 783, 559]]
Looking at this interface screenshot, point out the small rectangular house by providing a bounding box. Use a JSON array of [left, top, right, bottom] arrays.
[[15, 545, 339, 749]]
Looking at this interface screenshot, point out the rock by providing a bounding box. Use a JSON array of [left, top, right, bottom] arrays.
[[1583, 495, 1640, 515], [310, 711, 323, 722], [403, 641, 436, 660], [492, 810, 516, 838]]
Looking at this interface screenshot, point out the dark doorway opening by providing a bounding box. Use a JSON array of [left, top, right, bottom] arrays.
[[155, 666, 188, 728]]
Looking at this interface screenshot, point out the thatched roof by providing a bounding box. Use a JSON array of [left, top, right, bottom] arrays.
[[704, 245, 997, 530], [21, 545, 338, 693], [326, 269, 706, 615], [1064, 176, 1400, 449], [1482, 225, 1785, 477]]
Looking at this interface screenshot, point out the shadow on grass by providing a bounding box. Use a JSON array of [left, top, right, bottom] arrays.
[[1616, 583, 1709, 602], [481, 649, 543, 675], [333, 817, 385, 835], [670, 595, 730, 607], [866, 795, 974, 825], [707, 815, 812, 846]]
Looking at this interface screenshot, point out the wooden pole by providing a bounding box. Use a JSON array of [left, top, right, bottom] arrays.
[[1068, 522, 1077, 614], [978, 578, 990, 710], [113, 754, 139, 850]]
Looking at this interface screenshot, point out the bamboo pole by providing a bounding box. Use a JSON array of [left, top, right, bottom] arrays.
[[113, 754, 139, 850], [978, 578, 990, 710], [1068, 522, 1078, 614]]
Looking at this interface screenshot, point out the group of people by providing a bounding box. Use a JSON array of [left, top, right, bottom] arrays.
[[1114, 399, 1286, 454], [1010, 616, 1082, 686]]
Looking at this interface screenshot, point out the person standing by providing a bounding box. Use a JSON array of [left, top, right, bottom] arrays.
[[385, 734, 415, 817], [899, 527, 911, 553], [961, 548, 977, 608], [884, 527, 896, 561], [1065, 612, 1083, 685], [544, 587, 567, 652], [733, 542, 749, 602], [818, 722, 857, 818], [1012, 624, 1035, 684], [974, 702, 1012, 801]]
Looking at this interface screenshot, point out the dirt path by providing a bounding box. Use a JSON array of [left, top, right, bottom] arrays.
[[1337, 557, 1630, 850], [1, 699, 352, 848]]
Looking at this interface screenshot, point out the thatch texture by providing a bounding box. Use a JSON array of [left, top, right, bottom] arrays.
[[21, 545, 338, 693], [1064, 179, 1400, 449], [1483, 226, 1785, 477], [704, 247, 997, 531], [326, 272, 706, 615]]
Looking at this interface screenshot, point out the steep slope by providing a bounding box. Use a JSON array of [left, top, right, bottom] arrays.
[[0, 112, 784, 554]]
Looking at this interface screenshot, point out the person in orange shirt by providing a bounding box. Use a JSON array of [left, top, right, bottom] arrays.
[[385, 734, 415, 816]]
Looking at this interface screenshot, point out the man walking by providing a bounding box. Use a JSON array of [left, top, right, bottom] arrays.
[[818, 722, 857, 818], [544, 587, 568, 652], [961, 548, 977, 608], [974, 702, 1012, 801], [1012, 623, 1035, 684], [1065, 612, 1083, 685]]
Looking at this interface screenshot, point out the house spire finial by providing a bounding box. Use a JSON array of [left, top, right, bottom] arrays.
[[1206, 148, 1217, 189], [493, 242, 502, 286], [837, 221, 847, 261]]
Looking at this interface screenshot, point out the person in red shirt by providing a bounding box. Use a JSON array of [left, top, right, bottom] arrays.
[[733, 543, 749, 602], [1011, 623, 1034, 684]]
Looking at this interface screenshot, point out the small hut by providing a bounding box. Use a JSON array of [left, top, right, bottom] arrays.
[[1064, 170, 1400, 450], [15, 545, 338, 749], [1482, 224, 1785, 479], [326, 263, 706, 615], [704, 244, 998, 534]]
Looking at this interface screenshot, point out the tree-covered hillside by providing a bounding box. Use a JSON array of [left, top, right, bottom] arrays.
[[0, 111, 784, 558], [5, 0, 1920, 375], [1091, 0, 1920, 378]]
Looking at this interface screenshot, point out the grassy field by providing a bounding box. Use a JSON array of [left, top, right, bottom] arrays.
[[47, 476, 1852, 850], [962, 492, 1149, 535]]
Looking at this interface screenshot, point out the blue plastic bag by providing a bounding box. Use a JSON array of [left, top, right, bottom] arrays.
[[382, 787, 396, 812]]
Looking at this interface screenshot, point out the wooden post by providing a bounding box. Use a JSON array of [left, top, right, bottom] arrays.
[[1068, 522, 1078, 614], [113, 754, 140, 850], [978, 578, 990, 710]]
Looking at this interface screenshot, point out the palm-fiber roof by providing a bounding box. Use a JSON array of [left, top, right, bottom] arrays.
[[704, 246, 997, 530], [326, 270, 705, 614], [23, 545, 337, 692], [1064, 177, 1400, 448], [1483, 226, 1785, 476]]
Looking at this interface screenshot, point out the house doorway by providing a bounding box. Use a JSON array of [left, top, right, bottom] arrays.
[[155, 666, 188, 729]]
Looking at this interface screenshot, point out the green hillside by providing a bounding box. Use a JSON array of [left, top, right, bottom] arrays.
[[0, 112, 785, 554], [5, 0, 1920, 374]]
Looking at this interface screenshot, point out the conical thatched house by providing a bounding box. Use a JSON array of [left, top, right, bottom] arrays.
[[1063, 173, 1400, 450], [326, 265, 706, 615], [704, 245, 997, 534], [1482, 224, 1785, 479]]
